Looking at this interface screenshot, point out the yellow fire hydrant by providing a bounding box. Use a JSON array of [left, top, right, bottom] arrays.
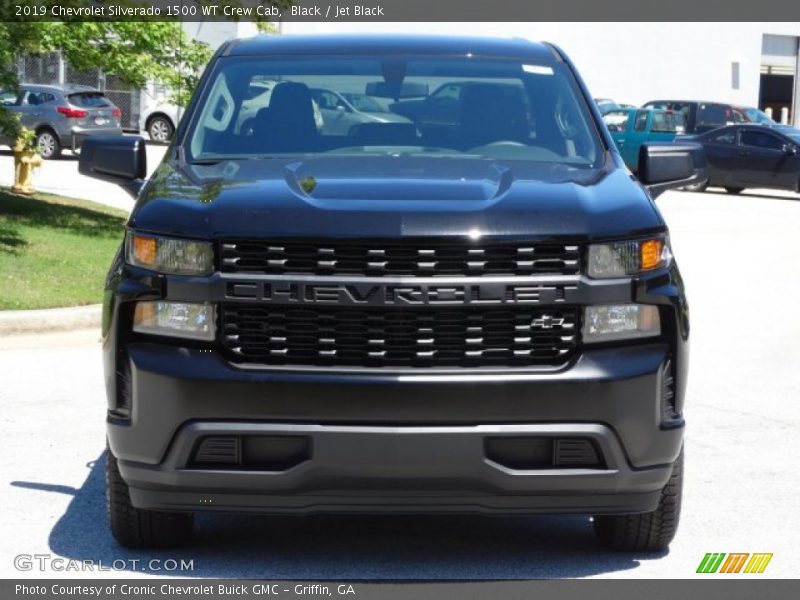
[[11, 139, 43, 195]]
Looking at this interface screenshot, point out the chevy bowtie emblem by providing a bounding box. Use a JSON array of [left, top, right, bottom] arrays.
[[531, 315, 564, 329]]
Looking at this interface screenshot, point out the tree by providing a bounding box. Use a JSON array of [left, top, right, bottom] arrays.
[[0, 1, 289, 139]]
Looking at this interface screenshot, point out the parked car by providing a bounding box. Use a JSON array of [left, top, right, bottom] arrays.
[[0, 83, 122, 158], [642, 100, 746, 134], [78, 34, 704, 551], [604, 107, 686, 170], [595, 98, 621, 115], [310, 87, 409, 135], [679, 124, 800, 193], [140, 102, 181, 143]]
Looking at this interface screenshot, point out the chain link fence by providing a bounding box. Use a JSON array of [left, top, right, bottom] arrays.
[[17, 52, 141, 130]]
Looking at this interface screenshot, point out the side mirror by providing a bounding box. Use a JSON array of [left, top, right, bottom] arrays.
[[79, 136, 147, 198], [782, 143, 797, 155], [638, 141, 708, 199]]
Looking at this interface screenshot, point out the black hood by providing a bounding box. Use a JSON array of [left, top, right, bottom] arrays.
[[130, 155, 663, 242]]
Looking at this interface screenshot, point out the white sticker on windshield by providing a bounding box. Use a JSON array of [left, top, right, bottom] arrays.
[[523, 64, 554, 75]]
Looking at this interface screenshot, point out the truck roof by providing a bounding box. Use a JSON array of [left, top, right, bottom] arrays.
[[226, 34, 559, 63]]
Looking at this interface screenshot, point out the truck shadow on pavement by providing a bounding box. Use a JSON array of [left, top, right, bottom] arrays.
[[17, 452, 658, 579]]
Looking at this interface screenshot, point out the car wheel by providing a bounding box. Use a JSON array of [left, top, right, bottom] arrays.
[[147, 116, 174, 143], [106, 445, 193, 548], [36, 129, 61, 159], [724, 187, 744, 195], [681, 180, 707, 193], [593, 448, 683, 552]]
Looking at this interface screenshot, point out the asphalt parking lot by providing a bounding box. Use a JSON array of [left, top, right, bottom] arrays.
[[1, 186, 799, 579]]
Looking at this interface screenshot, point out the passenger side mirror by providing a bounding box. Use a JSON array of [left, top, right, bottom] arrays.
[[638, 142, 708, 199], [79, 136, 147, 198]]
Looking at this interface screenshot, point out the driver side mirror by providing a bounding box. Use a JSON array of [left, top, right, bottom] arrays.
[[638, 142, 708, 199], [79, 136, 147, 198]]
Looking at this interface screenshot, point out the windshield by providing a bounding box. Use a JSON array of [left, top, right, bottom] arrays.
[[744, 108, 775, 124], [186, 55, 602, 166]]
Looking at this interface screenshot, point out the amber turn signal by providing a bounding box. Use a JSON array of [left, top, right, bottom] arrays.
[[640, 239, 663, 271], [132, 234, 157, 267]]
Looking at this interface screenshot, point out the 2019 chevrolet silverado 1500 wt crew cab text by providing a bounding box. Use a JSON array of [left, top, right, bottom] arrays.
[[79, 35, 705, 551]]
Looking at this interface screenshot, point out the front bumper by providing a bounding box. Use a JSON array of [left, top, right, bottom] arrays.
[[109, 341, 683, 515]]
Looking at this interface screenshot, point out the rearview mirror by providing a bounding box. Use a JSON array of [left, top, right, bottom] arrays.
[[365, 81, 429, 99], [79, 136, 147, 198], [638, 142, 707, 199]]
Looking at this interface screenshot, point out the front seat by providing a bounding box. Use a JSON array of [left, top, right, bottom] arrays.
[[252, 82, 320, 153]]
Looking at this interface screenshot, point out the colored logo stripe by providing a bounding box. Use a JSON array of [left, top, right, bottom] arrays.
[[697, 552, 773, 574], [697, 553, 726, 573], [744, 553, 773, 574], [719, 553, 749, 573]]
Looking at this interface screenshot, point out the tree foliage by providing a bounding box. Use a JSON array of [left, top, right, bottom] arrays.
[[0, 1, 288, 139]]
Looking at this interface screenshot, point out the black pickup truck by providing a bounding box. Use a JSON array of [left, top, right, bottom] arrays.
[[80, 35, 705, 551]]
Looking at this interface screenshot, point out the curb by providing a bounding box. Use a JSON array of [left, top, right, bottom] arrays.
[[0, 304, 101, 336]]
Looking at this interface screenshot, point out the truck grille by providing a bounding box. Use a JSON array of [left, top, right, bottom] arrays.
[[220, 305, 579, 368], [219, 239, 580, 277]]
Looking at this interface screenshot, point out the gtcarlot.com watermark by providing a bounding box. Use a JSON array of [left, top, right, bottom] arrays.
[[14, 553, 194, 573]]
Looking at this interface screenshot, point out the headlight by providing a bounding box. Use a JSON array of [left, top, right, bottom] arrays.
[[583, 304, 660, 343], [133, 301, 215, 340], [126, 232, 213, 276], [587, 237, 671, 278]]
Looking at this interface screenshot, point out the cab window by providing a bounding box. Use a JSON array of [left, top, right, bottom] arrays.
[[697, 103, 732, 127], [23, 91, 55, 106], [651, 111, 686, 133], [602, 110, 630, 133], [633, 110, 649, 132], [741, 130, 784, 150], [709, 129, 736, 145]]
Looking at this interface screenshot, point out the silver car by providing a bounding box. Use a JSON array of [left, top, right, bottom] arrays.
[[0, 83, 123, 158]]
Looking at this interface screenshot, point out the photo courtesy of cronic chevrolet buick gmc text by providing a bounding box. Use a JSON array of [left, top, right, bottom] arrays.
[[78, 35, 706, 552]]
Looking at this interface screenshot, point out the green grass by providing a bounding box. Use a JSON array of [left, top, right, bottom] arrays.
[[0, 187, 127, 310]]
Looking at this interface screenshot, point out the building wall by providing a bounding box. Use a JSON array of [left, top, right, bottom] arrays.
[[279, 22, 800, 113]]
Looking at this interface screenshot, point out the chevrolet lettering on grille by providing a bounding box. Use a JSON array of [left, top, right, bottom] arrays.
[[226, 281, 578, 306]]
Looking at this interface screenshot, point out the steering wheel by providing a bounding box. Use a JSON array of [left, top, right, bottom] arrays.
[[470, 140, 527, 151]]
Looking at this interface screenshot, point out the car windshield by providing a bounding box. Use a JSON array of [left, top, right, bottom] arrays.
[[744, 108, 775, 124], [186, 55, 602, 166]]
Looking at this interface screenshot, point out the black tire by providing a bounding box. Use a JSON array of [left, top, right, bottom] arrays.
[[682, 180, 707, 193], [147, 115, 174, 143], [36, 128, 61, 159], [106, 447, 193, 548], [593, 449, 683, 552], [725, 187, 744, 195]]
